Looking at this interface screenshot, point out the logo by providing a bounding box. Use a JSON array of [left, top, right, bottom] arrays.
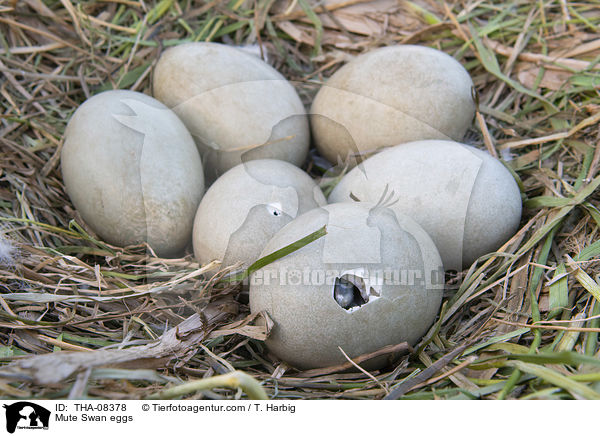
[[3, 402, 50, 433]]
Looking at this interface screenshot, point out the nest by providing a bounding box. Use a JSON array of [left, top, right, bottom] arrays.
[[0, 0, 599, 400]]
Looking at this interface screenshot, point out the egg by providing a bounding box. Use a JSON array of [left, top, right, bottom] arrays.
[[249, 202, 444, 369], [329, 140, 522, 270], [192, 159, 327, 268], [61, 90, 205, 257], [310, 45, 476, 163], [153, 42, 310, 183]]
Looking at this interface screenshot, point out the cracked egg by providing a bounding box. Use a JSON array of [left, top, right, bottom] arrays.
[[192, 159, 326, 269], [249, 201, 443, 370]]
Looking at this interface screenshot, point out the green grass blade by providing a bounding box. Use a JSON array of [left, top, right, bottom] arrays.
[[297, 0, 322, 56], [574, 239, 600, 262], [470, 23, 557, 110], [506, 360, 600, 399], [549, 264, 569, 311], [463, 328, 530, 356], [225, 225, 327, 283], [508, 351, 600, 367]]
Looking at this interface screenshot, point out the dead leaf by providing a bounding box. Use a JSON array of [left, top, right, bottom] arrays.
[[208, 310, 274, 341], [0, 306, 227, 384], [275, 0, 428, 46], [277, 21, 316, 45], [516, 63, 573, 91], [315, 0, 402, 36]]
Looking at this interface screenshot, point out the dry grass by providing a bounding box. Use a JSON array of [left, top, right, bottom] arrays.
[[1, 0, 600, 400]]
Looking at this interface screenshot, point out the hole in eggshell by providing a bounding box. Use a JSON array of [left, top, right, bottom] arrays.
[[333, 273, 381, 312], [265, 203, 283, 217]]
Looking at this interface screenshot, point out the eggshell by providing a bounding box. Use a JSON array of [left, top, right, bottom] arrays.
[[310, 45, 475, 163], [192, 159, 327, 268], [61, 90, 205, 257], [152, 42, 310, 182], [328, 140, 522, 270], [249, 202, 444, 369]]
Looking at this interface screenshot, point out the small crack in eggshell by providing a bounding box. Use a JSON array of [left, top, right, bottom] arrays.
[[192, 159, 327, 269]]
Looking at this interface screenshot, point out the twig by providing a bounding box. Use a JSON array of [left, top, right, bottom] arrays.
[[146, 371, 268, 400], [296, 342, 412, 378]]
